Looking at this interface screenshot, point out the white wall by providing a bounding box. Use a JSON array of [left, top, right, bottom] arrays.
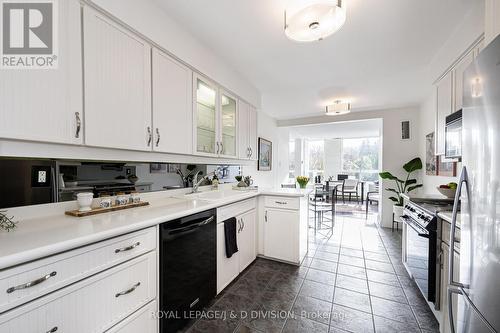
[[89, 0, 261, 108], [242, 112, 290, 189], [418, 2, 484, 195], [278, 107, 419, 228]]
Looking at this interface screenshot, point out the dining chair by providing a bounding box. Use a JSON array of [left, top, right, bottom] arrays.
[[339, 178, 360, 204], [365, 182, 380, 218], [309, 187, 335, 234]]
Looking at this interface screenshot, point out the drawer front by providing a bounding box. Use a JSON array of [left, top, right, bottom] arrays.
[[0, 252, 157, 333], [217, 198, 256, 223], [264, 196, 299, 210], [0, 227, 156, 313], [107, 300, 157, 333]]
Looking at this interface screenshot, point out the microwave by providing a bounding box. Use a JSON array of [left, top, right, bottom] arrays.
[[445, 109, 462, 159]]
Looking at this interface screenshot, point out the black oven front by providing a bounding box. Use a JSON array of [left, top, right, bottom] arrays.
[[403, 215, 437, 305]]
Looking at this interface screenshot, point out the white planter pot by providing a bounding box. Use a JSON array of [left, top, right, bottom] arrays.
[[393, 205, 404, 223]]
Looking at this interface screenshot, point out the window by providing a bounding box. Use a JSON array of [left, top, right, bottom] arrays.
[[288, 140, 295, 179], [342, 137, 380, 181], [306, 140, 324, 179]]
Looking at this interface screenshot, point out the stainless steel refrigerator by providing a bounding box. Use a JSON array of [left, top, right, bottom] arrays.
[[0, 159, 57, 209], [448, 35, 500, 333]]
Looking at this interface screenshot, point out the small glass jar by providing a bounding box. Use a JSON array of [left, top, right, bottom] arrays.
[[130, 192, 141, 204], [115, 192, 128, 206], [99, 195, 112, 208]]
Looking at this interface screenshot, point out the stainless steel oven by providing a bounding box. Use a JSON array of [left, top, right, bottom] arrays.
[[402, 202, 439, 307], [445, 109, 462, 159]]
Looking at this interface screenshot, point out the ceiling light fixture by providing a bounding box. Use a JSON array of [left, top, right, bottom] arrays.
[[326, 100, 351, 116], [284, 0, 347, 42]]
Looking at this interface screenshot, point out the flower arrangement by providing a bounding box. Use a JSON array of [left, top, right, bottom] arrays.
[[296, 176, 310, 189]]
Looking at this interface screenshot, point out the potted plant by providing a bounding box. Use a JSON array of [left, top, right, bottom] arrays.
[[379, 157, 423, 223], [296, 176, 310, 189]]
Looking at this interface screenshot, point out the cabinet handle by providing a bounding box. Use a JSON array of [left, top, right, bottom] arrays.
[[115, 242, 140, 253], [247, 147, 250, 158], [75, 112, 81, 138], [220, 142, 224, 154], [275, 201, 287, 205], [46, 327, 58, 333], [216, 142, 220, 154], [147, 127, 152, 146], [115, 282, 140, 298], [155, 128, 161, 147], [6, 271, 57, 294], [241, 218, 245, 230], [237, 219, 242, 233], [249, 147, 253, 158], [265, 211, 268, 222]]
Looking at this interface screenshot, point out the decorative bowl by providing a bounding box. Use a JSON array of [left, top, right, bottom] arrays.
[[436, 187, 457, 199]]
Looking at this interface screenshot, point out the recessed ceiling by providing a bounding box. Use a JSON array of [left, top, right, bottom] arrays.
[[289, 119, 381, 140], [153, 0, 478, 119]]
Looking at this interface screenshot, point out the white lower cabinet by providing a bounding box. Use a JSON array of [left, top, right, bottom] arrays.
[[216, 200, 257, 294], [261, 196, 308, 265], [264, 208, 299, 263], [107, 300, 157, 333], [0, 251, 157, 333]]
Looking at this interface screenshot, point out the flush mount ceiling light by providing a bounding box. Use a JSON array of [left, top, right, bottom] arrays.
[[284, 0, 347, 42], [326, 100, 351, 115]]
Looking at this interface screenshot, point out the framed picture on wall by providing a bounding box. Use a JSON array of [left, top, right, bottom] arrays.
[[258, 138, 272, 171], [426, 132, 437, 175]]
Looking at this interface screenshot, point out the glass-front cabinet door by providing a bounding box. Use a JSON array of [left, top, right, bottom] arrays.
[[194, 76, 217, 155], [220, 91, 237, 157]]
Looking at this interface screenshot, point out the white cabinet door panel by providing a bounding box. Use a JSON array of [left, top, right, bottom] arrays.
[[436, 72, 453, 155], [454, 51, 474, 112], [107, 301, 157, 333], [238, 210, 256, 272], [216, 223, 239, 294], [84, 7, 152, 151], [248, 105, 258, 161], [152, 49, 192, 154], [0, 0, 82, 145], [264, 209, 298, 263], [238, 101, 249, 159]]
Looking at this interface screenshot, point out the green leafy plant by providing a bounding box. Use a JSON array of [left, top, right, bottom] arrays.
[[379, 157, 423, 206], [296, 176, 310, 189], [235, 175, 242, 182], [0, 211, 17, 232]]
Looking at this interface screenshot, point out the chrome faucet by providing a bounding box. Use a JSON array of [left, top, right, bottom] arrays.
[[192, 171, 214, 193]]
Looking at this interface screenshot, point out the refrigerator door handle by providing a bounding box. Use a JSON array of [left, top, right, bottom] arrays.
[[448, 286, 497, 333], [448, 166, 470, 289]]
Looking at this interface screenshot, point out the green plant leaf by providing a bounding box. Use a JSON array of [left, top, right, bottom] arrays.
[[379, 172, 397, 180], [407, 184, 423, 192], [403, 158, 423, 173], [405, 179, 417, 186], [388, 196, 399, 202], [385, 188, 399, 193]]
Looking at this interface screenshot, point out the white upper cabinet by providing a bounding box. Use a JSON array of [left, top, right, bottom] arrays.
[[436, 71, 453, 156], [219, 90, 238, 158], [193, 74, 240, 158], [453, 50, 474, 112], [193, 74, 218, 156], [83, 7, 152, 151], [152, 49, 192, 154], [485, 0, 500, 46], [0, 0, 82, 145], [238, 100, 258, 160]]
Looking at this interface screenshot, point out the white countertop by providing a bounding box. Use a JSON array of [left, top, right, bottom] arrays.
[[438, 211, 461, 226], [0, 188, 311, 270]]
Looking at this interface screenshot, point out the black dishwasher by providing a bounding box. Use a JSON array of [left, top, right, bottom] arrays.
[[159, 209, 216, 333]]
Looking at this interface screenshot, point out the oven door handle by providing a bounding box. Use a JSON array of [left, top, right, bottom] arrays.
[[401, 215, 430, 238]]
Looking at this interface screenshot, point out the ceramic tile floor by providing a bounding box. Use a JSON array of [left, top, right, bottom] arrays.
[[185, 209, 440, 333]]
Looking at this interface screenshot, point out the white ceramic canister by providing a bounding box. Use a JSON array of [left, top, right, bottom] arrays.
[[77, 192, 94, 212]]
